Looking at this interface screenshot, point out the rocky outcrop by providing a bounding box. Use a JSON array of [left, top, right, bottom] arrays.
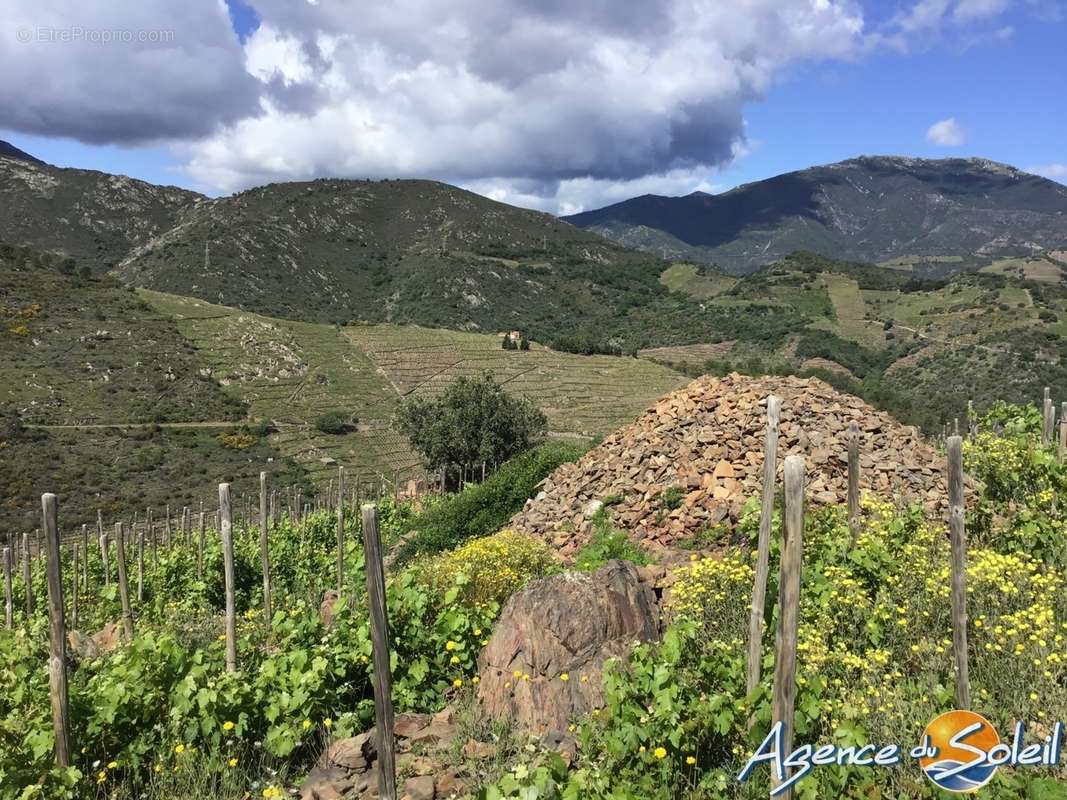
[[299, 709, 468, 800], [477, 560, 660, 734], [509, 373, 959, 557]]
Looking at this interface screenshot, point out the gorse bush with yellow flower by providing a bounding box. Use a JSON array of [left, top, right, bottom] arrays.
[[416, 529, 559, 606]]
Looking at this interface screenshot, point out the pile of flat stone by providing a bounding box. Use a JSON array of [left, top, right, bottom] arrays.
[[510, 373, 953, 558]]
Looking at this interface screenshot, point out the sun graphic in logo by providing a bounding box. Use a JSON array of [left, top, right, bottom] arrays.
[[919, 710, 1001, 793]]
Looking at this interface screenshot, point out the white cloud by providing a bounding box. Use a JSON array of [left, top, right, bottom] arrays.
[[926, 117, 966, 146], [882, 0, 1017, 51], [178, 0, 866, 210], [1027, 163, 1067, 183], [0, 0, 259, 143]]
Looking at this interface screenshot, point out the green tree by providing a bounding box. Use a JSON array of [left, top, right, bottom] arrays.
[[393, 372, 546, 480]]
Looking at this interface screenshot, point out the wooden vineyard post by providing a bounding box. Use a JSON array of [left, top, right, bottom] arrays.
[[336, 466, 346, 592], [4, 546, 13, 629], [1060, 402, 1067, 462], [149, 507, 158, 570], [70, 544, 78, 629], [80, 524, 89, 591], [947, 436, 971, 710], [847, 421, 860, 545], [259, 472, 272, 626], [42, 494, 71, 767], [771, 456, 805, 800], [22, 532, 34, 617], [219, 484, 237, 673], [1042, 388, 1053, 445], [137, 527, 145, 603], [197, 512, 206, 579], [165, 505, 172, 549], [99, 521, 111, 586], [362, 504, 397, 800], [115, 523, 134, 640], [746, 395, 781, 698]]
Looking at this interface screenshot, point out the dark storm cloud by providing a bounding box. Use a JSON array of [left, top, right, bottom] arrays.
[[0, 0, 260, 144]]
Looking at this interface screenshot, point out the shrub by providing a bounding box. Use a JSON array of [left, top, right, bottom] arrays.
[[315, 410, 354, 435], [393, 371, 546, 476], [218, 431, 257, 450], [573, 509, 650, 572], [417, 530, 558, 606], [396, 441, 585, 561]]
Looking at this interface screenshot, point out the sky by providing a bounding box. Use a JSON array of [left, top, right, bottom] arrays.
[[0, 0, 1063, 213]]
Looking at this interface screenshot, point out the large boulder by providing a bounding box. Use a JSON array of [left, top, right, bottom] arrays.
[[477, 560, 660, 734]]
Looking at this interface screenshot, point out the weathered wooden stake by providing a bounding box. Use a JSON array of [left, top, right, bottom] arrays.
[[336, 466, 346, 591], [115, 523, 134, 640], [22, 532, 34, 617], [42, 494, 71, 767], [220, 483, 237, 673], [70, 544, 78, 629], [259, 472, 272, 626], [947, 436, 971, 710], [770, 456, 805, 800], [137, 527, 145, 603], [4, 546, 13, 628], [80, 524, 89, 591], [1043, 389, 1054, 446], [99, 524, 110, 586], [847, 421, 860, 545], [197, 511, 206, 579], [1060, 402, 1067, 462], [746, 395, 781, 698], [149, 507, 158, 569], [362, 504, 397, 800]]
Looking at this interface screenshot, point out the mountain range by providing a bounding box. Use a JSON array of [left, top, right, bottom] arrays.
[[564, 156, 1067, 274], [1, 140, 1065, 530]]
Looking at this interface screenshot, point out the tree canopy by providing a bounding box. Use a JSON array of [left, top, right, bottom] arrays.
[[393, 372, 547, 473]]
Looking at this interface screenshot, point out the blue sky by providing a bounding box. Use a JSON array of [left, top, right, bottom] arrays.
[[1, 0, 1063, 211]]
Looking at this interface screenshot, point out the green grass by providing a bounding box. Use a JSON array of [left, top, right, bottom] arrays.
[[822, 273, 886, 348], [0, 423, 309, 534], [0, 256, 245, 426], [659, 263, 737, 299]]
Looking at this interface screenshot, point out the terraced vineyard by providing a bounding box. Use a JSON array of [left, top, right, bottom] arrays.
[[141, 291, 419, 485], [345, 324, 687, 435], [142, 293, 688, 481]]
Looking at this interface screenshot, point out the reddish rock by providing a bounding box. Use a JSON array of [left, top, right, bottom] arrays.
[[478, 560, 660, 733]]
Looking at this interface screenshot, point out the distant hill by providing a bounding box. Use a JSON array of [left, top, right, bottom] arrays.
[[113, 177, 676, 335], [564, 156, 1067, 274], [641, 251, 1067, 433], [0, 141, 201, 273], [0, 140, 45, 165], [0, 240, 245, 425]]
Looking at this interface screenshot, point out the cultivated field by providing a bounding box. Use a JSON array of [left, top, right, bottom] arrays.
[[143, 293, 688, 480], [345, 324, 687, 435]]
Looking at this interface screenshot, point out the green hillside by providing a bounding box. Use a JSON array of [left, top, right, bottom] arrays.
[[643, 252, 1067, 430], [140, 291, 688, 481], [0, 241, 245, 425], [0, 150, 199, 273], [114, 178, 684, 336]]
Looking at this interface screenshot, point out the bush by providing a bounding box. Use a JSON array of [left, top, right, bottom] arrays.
[[573, 509, 649, 572], [417, 530, 558, 606], [315, 410, 354, 435], [396, 441, 585, 561], [393, 371, 546, 475]]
